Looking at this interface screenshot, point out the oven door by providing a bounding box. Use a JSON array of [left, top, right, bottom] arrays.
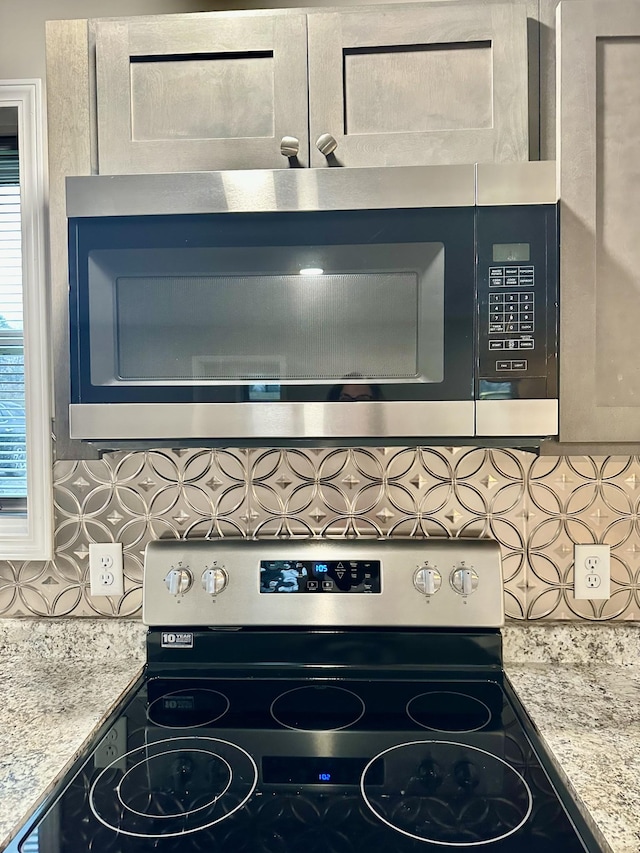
[[69, 206, 475, 443]]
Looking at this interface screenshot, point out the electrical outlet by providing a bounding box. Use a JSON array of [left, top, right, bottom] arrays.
[[94, 717, 127, 770], [574, 544, 611, 600], [89, 543, 124, 596]]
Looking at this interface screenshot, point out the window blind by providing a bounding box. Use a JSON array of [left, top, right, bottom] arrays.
[[0, 136, 27, 501]]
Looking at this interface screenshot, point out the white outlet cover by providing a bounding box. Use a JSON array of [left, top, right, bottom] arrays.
[[89, 543, 124, 596]]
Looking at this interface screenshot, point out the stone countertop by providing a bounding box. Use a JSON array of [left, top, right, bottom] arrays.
[[502, 623, 640, 853], [506, 662, 640, 853], [0, 619, 146, 851], [0, 620, 639, 852]]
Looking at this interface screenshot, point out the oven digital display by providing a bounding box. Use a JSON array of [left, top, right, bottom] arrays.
[[262, 756, 384, 785], [259, 560, 381, 593]]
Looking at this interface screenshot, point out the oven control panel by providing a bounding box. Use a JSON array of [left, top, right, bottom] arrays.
[[143, 538, 504, 628], [260, 559, 382, 594]]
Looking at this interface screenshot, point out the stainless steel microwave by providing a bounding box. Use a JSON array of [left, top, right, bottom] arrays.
[[66, 162, 558, 447]]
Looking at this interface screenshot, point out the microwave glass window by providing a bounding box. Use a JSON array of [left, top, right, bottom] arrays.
[[87, 243, 445, 387], [492, 243, 530, 262]]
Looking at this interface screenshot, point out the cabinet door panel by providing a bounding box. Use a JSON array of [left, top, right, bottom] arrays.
[[95, 14, 309, 173], [308, 3, 529, 168], [558, 0, 640, 441]]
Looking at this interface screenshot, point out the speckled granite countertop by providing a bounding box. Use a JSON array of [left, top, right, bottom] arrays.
[[0, 620, 639, 852], [0, 620, 146, 851], [502, 624, 640, 853]]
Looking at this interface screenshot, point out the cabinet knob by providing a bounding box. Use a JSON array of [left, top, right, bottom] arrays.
[[280, 136, 300, 158], [316, 133, 338, 157]]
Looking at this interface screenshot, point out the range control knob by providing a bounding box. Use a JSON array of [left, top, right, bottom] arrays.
[[164, 567, 193, 596], [450, 566, 479, 596], [201, 566, 228, 595], [413, 565, 442, 596]]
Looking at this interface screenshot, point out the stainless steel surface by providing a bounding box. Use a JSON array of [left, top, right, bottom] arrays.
[[280, 135, 300, 158], [66, 161, 559, 218], [142, 537, 504, 628], [69, 401, 476, 441], [475, 161, 558, 205], [66, 164, 476, 217], [475, 399, 558, 437], [315, 132, 337, 156]]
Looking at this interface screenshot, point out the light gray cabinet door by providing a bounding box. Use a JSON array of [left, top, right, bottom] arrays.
[[95, 13, 309, 173], [307, 3, 530, 168], [558, 0, 640, 442]]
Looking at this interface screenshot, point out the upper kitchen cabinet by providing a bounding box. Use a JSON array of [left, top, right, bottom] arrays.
[[93, 3, 530, 175], [94, 13, 310, 172], [307, 3, 529, 167], [557, 0, 640, 443]]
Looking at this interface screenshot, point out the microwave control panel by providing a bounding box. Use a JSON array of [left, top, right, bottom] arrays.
[[476, 205, 558, 399]]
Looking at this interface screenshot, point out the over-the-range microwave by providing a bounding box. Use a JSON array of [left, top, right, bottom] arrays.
[[66, 162, 558, 448]]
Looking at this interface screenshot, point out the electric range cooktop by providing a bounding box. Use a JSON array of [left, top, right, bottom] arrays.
[[7, 538, 606, 853]]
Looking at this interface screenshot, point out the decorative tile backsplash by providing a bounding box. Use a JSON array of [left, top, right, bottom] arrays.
[[1, 447, 640, 620]]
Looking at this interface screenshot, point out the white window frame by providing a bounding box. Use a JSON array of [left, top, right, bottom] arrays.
[[0, 80, 52, 559]]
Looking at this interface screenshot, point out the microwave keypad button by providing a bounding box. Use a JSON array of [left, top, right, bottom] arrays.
[[489, 267, 504, 278], [496, 361, 512, 370], [506, 293, 518, 303], [489, 323, 505, 333], [518, 276, 534, 286], [505, 323, 518, 332], [519, 293, 533, 303], [490, 313, 503, 323], [504, 267, 519, 276], [490, 277, 505, 288], [490, 294, 504, 305], [505, 276, 519, 287], [519, 322, 534, 332], [519, 266, 535, 276], [487, 339, 536, 353], [520, 312, 533, 322], [511, 360, 528, 370]]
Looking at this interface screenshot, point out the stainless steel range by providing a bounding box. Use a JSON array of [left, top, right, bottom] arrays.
[[8, 538, 605, 852]]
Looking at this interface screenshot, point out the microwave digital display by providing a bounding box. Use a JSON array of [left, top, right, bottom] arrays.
[[492, 242, 530, 262]]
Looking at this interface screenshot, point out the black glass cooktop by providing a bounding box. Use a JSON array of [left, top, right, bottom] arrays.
[[13, 675, 596, 853]]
